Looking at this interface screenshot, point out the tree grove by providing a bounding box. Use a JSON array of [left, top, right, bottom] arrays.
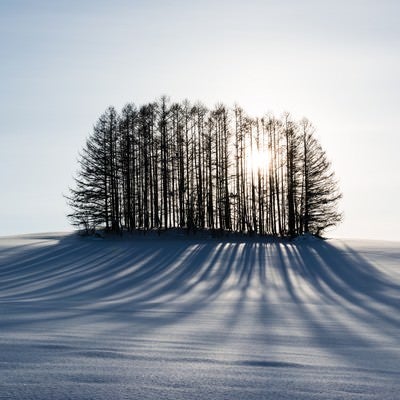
[[67, 97, 342, 237]]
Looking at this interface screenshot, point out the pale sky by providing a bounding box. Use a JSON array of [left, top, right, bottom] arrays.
[[1, 0, 399, 240]]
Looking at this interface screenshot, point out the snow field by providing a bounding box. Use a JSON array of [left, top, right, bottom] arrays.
[[0, 233, 399, 399]]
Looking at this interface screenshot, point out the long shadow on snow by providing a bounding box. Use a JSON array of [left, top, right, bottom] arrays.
[[292, 240, 399, 319], [273, 240, 400, 369], [0, 234, 399, 357]]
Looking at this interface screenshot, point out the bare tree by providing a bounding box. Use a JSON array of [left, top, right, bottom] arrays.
[[68, 99, 342, 237]]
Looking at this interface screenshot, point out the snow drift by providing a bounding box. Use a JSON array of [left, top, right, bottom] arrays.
[[0, 233, 399, 399]]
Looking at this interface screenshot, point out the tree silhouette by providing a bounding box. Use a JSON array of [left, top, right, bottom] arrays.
[[299, 119, 342, 235], [67, 107, 118, 232], [67, 98, 342, 237]]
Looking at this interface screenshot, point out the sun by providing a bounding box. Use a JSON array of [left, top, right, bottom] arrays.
[[246, 148, 269, 173]]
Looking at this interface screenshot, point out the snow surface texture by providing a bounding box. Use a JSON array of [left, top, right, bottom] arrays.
[[0, 232, 399, 399]]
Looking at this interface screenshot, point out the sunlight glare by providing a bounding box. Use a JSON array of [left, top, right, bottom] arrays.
[[246, 148, 269, 174]]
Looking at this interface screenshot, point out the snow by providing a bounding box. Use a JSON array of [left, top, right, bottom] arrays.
[[0, 232, 399, 399]]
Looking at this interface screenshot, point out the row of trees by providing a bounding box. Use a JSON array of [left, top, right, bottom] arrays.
[[67, 97, 342, 237]]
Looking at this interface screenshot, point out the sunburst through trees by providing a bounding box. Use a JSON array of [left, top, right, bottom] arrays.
[[66, 97, 342, 237]]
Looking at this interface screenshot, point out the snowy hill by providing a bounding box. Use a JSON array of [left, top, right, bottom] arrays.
[[0, 233, 399, 399]]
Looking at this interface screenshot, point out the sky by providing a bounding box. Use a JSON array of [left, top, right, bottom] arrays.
[[0, 0, 399, 240]]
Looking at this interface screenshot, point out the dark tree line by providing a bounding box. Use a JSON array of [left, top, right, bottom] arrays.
[[67, 97, 342, 237]]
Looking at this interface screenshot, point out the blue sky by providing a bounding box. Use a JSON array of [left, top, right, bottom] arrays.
[[1, 0, 399, 239]]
